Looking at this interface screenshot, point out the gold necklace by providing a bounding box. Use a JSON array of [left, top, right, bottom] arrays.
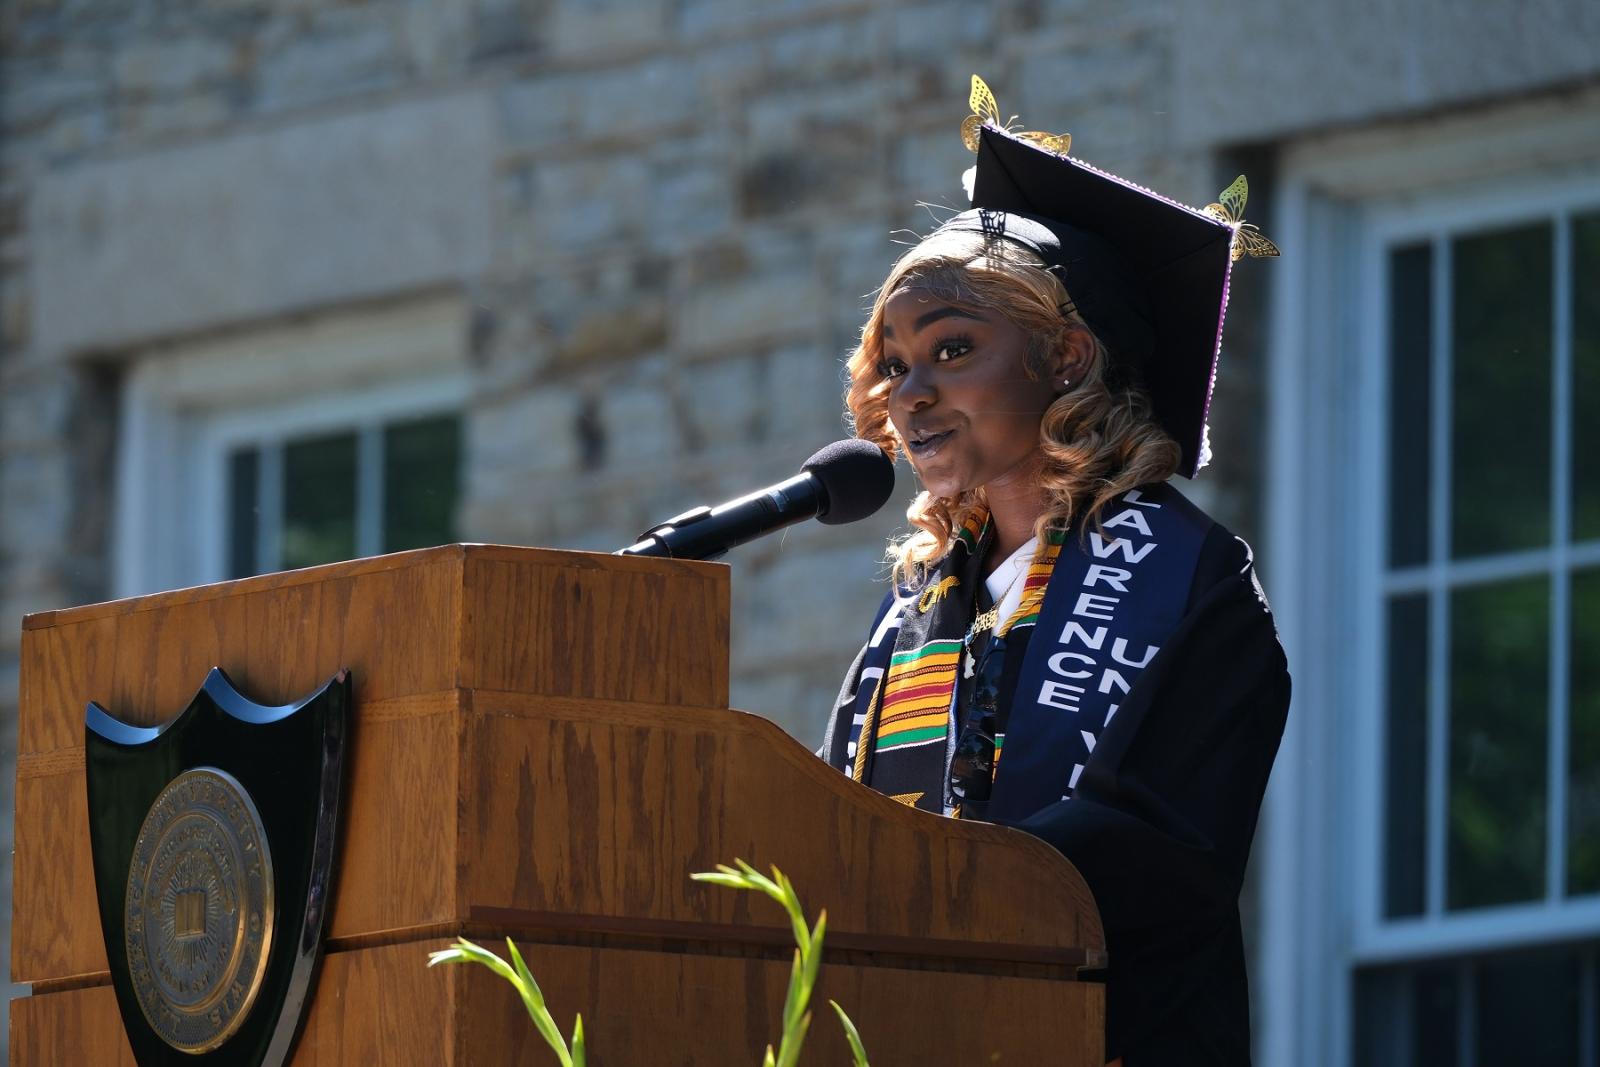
[[963, 556, 1029, 647]]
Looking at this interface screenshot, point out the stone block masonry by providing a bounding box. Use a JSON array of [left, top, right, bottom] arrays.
[[0, 0, 1262, 764]]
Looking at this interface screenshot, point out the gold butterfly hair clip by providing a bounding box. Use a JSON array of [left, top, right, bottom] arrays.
[[1203, 175, 1281, 262], [960, 74, 1072, 156]]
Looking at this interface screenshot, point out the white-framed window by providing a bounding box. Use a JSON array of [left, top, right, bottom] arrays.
[[1260, 89, 1600, 1067], [113, 294, 469, 598], [202, 385, 463, 579], [1350, 177, 1600, 1067]]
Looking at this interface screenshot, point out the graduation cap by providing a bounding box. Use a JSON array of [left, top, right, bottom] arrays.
[[930, 76, 1278, 478]]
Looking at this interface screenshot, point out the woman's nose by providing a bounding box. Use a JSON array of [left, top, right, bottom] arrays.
[[895, 364, 936, 412]]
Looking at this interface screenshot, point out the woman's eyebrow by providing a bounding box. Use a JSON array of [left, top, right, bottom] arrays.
[[883, 306, 988, 339]]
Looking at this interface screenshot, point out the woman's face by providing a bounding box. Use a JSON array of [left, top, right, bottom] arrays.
[[878, 287, 1061, 500]]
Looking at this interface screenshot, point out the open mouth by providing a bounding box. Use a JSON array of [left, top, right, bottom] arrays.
[[906, 429, 953, 457]]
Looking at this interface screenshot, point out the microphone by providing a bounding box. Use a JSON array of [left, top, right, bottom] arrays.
[[617, 439, 896, 561]]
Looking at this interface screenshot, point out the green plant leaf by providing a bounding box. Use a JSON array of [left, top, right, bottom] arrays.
[[436, 859, 872, 1067], [428, 938, 518, 986], [684, 860, 869, 1067], [689, 871, 751, 891], [733, 859, 785, 907], [774, 869, 810, 954], [505, 938, 547, 1009], [773, 1010, 812, 1067], [830, 1000, 871, 1067], [800, 912, 825, 997], [504, 938, 570, 1067], [427, 938, 572, 1067], [779, 947, 806, 1040]]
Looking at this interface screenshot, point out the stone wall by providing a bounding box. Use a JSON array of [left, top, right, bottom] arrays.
[[2, 0, 1231, 738], [1174, 0, 1600, 149]]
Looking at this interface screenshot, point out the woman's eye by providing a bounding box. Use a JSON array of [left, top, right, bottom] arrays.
[[877, 359, 907, 379], [933, 340, 972, 362]]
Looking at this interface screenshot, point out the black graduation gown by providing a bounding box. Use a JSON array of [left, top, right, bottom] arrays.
[[1001, 526, 1289, 1065], [823, 525, 1290, 1065]]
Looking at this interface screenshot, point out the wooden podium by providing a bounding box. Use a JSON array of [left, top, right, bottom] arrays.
[[11, 546, 1105, 1065]]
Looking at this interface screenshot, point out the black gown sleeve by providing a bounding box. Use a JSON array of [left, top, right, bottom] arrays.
[[1001, 529, 1290, 1065]]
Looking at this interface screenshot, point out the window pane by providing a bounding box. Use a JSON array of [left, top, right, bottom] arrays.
[[1448, 575, 1549, 909], [1451, 222, 1553, 557], [1389, 243, 1433, 568], [1475, 949, 1580, 1066], [1411, 965, 1461, 1067], [1353, 968, 1410, 1067], [1353, 963, 1459, 1067], [382, 414, 460, 553], [1575, 210, 1600, 542], [1571, 567, 1600, 896], [227, 446, 260, 579], [1386, 593, 1430, 917], [282, 432, 358, 569]]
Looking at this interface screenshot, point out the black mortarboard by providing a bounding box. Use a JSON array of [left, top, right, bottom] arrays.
[[930, 95, 1275, 478]]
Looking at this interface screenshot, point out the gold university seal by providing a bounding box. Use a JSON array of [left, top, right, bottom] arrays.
[[124, 766, 275, 1053]]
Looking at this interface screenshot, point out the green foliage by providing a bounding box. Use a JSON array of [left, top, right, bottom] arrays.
[[690, 859, 870, 1067], [830, 1000, 870, 1064], [427, 937, 586, 1067], [427, 858, 869, 1066]]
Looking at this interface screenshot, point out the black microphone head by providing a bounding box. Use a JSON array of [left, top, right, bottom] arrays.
[[801, 438, 896, 526]]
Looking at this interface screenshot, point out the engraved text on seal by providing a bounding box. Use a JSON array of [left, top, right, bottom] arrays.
[[125, 767, 275, 1053]]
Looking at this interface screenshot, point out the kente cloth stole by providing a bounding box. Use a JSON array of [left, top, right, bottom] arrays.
[[844, 512, 999, 813], [844, 483, 1210, 820]]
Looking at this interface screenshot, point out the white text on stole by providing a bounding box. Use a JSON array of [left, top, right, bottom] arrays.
[[1036, 490, 1165, 788]]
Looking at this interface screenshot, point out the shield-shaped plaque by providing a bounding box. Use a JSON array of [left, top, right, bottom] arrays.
[[85, 668, 350, 1066]]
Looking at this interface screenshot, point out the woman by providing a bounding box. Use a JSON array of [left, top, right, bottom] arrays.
[[819, 79, 1290, 1066]]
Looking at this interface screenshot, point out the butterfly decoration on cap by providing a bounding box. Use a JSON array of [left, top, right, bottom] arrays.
[[959, 74, 1279, 264], [960, 74, 1072, 156], [1203, 175, 1281, 262]]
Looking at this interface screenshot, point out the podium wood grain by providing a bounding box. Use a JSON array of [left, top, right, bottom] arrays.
[[12, 939, 1103, 1065], [12, 546, 1105, 1064]]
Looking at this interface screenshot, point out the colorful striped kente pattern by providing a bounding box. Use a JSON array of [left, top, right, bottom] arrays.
[[997, 533, 1063, 635], [872, 638, 963, 753], [872, 529, 1065, 757], [954, 512, 985, 551]]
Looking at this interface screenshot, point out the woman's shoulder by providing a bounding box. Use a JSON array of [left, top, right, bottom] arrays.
[[1189, 523, 1255, 603], [1183, 519, 1275, 623], [1140, 482, 1262, 612]]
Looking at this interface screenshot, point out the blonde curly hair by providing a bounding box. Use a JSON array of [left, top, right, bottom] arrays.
[[845, 228, 1182, 585]]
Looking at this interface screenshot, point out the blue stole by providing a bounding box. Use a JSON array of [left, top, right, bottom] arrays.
[[836, 483, 1210, 822], [986, 484, 1209, 821]]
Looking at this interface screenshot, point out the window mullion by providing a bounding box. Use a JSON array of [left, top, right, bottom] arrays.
[[1385, 546, 1558, 594], [357, 423, 384, 558], [1548, 212, 1574, 904], [1385, 540, 1600, 595], [1427, 232, 1452, 917]]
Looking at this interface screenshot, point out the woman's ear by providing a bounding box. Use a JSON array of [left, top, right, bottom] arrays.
[[1053, 324, 1096, 390]]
